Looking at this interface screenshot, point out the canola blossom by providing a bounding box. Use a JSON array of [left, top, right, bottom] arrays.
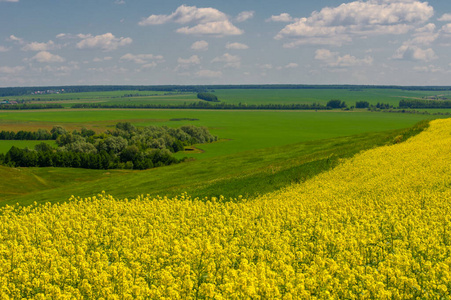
[[1, 119, 451, 299]]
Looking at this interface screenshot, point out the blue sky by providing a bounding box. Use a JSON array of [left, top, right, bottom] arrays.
[[1, 0, 451, 87]]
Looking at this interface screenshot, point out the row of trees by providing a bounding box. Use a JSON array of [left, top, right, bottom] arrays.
[[399, 99, 451, 109], [1, 123, 217, 170], [0, 146, 177, 170], [72, 102, 330, 110], [0, 104, 63, 110]]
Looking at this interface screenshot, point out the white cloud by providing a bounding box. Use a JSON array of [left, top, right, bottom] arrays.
[[284, 63, 299, 69], [139, 5, 243, 36], [440, 23, 451, 34], [392, 45, 437, 61], [315, 49, 373, 67], [283, 36, 352, 48], [120, 53, 164, 64], [225, 42, 249, 50], [141, 62, 157, 69], [413, 65, 447, 73], [0, 66, 24, 74], [257, 64, 273, 70], [211, 53, 241, 68], [0, 0, 19, 2], [0, 46, 9, 52], [21, 40, 59, 51], [195, 69, 222, 78], [93, 56, 113, 62], [236, 11, 254, 22], [176, 20, 243, 36], [178, 55, 201, 65], [191, 40, 209, 51], [8, 35, 24, 44], [76, 33, 132, 51], [114, 0, 125, 4], [267, 13, 294, 23], [275, 0, 434, 46], [30, 51, 65, 63], [438, 14, 451, 22]]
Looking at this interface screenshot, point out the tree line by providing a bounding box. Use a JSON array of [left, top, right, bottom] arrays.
[[0, 104, 63, 110], [399, 99, 451, 109], [0, 123, 217, 170], [3, 85, 451, 97], [72, 102, 329, 110]]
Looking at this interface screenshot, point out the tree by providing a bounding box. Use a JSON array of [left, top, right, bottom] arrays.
[[326, 99, 346, 109], [355, 101, 369, 108]]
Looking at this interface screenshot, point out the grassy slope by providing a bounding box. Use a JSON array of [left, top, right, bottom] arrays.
[[0, 120, 428, 206], [0, 110, 432, 157]]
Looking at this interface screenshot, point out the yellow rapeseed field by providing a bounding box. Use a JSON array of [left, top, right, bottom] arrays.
[[1, 119, 451, 299]]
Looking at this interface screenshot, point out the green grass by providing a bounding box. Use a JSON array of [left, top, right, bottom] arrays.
[[0, 110, 432, 159], [0, 140, 56, 154], [0, 120, 429, 206], [212, 89, 450, 107], [11, 88, 451, 108]]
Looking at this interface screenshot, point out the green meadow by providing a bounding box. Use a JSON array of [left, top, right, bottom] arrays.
[[10, 88, 451, 108], [0, 104, 433, 205], [0, 87, 446, 205]]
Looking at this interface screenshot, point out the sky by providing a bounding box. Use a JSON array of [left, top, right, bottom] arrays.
[[1, 0, 451, 87]]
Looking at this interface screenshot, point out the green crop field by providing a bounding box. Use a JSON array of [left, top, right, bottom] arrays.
[[0, 109, 432, 159], [7, 87, 450, 108], [0, 102, 434, 205], [0, 87, 446, 205]]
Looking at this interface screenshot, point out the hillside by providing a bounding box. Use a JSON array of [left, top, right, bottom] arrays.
[[0, 119, 450, 298]]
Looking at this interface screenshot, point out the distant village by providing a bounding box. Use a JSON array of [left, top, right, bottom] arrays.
[[31, 89, 65, 95], [0, 89, 65, 105]]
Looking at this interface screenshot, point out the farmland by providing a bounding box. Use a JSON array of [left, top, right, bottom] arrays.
[[0, 97, 433, 204], [1, 85, 451, 299], [1, 117, 450, 299]]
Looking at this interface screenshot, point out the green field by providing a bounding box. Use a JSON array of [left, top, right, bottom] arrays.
[[0, 105, 434, 205], [0, 109, 432, 159], [8, 88, 451, 108], [0, 87, 446, 205], [0, 120, 429, 206], [0, 140, 56, 154]]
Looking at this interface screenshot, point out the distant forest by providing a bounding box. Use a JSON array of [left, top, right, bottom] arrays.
[[1, 85, 451, 97]]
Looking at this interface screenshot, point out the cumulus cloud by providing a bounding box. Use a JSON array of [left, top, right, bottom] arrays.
[[275, 0, 434, 46], [30, 51, 65, 63], [178, 55, 201, 65], [267, 13, 294, 23], [225, 42, 249, 50], [236, 11, 254, 22], [8, 35, 24, 44], [0, 46, 9, 52], [120, 53, 164, 64], [76, 33, 132, 51], [440, 23, 451, 35], [21, 40, 59, 51], [139, 5, 243, 36], [191, 40, 209, 51], [0, 66, 24, 74], [438, 14, 451, 22], [392, 45, 437, 61], [0, 0, 19, 2], [413, 65, 447, 73], [315, 49, 373, 67], [284, 63, 299, 68], [93, 56, 113, 62], [195, 69, 222, 78], [211, 53, 241, 68]]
